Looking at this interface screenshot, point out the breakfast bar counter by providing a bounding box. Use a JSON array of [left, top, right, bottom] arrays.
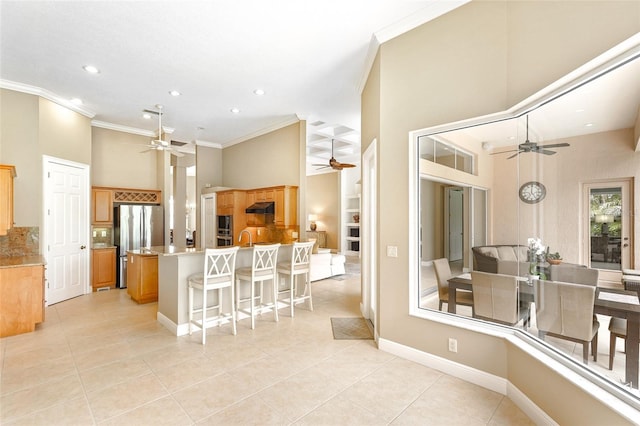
[[150, 244, 292, 335]]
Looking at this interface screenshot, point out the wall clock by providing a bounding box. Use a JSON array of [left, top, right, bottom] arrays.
[[519, 181, 546, 204]]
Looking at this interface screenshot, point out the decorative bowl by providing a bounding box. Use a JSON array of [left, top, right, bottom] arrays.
[[547, 258, 563, 265]]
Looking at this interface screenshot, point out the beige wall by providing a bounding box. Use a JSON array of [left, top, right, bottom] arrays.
[[306, 172, 340, 250], [91, 127, 160, 189], [222, 122, 301, 189], [365, 1, 639, 423], [0, 89, 92, 230]]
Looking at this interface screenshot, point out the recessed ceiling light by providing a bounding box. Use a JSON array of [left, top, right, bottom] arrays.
[[169, 90, 181, 97], [585, 123, 594, 127], [83, 65, 99, 74], [70, 98, 83, 105], [253, 89, 265, 96], [230, 107, 240, 114], [143, 113, 151, 119], [575, 109, 585, 113]]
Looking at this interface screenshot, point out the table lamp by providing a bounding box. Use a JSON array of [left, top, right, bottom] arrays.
[[308, 214, 318, 231]]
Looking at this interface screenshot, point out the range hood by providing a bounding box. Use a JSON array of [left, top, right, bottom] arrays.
[[245, 202, 275, 214]]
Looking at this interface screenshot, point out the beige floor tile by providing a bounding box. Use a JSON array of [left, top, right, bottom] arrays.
[[487, 398, 536, 426], [172, 372, 258, 422], [154, 353, 226, 392], [295, 395, 387, 426], [0, 354, 76, 396], [80, 358, 152, 393], [0, 373, 85, 422], [99, 395, 192, 426], [86, 373, 169, 423], [2, 396, 94, 426], [198, 394, 288, 426]]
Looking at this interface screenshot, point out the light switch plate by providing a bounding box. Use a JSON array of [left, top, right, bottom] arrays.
[[387, 246, 398, 257]]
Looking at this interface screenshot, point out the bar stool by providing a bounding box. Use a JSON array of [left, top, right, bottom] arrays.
[[188, 246, 240, 344], [276, 241, 315, 317], [236, 243, 280, 329]]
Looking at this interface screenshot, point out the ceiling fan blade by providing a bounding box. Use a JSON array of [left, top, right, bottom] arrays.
[[537, 142, 570, 149], [537, 149, 557, 156], [507, 151, 522, 159], [336, 162, 356, 168], [490, 149, 521, 155], [140, 148, 154, 154]]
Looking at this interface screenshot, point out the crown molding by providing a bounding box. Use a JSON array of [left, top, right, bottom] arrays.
[[357, 0, 470, 94], [222, 115, 301, 147], [91, 120, 155, 137], [195, 140, 223, 149], [0, 79, 96, 118]]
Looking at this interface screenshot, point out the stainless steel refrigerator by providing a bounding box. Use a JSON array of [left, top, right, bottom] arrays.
[[114, 205, 164, 288]]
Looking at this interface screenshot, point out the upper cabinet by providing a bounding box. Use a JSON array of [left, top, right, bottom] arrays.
[[0, 165, 16, 236], [92, 187, 162, 225], [92, 188, 113, 225], [274, 186, 297, 227]]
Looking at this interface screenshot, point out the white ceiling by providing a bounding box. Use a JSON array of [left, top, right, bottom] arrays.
[[0, 0, 464, 170]]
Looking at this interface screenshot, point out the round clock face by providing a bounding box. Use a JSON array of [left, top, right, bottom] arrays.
[[519, 181, 546, 204]]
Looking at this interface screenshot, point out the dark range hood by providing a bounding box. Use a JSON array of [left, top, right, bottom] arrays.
[[245, 202, 275, 214]]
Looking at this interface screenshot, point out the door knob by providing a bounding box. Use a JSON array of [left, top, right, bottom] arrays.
[[80, 245, 86, 250], [623, 243, 629, 248]]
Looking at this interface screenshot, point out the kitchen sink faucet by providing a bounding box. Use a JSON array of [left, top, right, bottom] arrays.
[[238, 229, 252, 246]]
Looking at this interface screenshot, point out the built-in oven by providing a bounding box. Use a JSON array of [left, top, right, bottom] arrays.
[[217, 215, 233, 247]]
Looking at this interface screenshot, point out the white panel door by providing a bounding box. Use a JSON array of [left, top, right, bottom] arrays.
[[45, 159, 89, 305], [200, 193, 216, 248]]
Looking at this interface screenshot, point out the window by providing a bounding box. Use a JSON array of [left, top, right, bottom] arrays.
[[409, 48, 640, 404], [418, 136, 474, 174]]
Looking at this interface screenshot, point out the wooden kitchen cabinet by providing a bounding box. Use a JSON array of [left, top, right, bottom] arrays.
[[0, 264, 45, 337], [126, 252, 158, 304], [274, 186, 297, 227], [0, 165, 16, 236], [92, 247, 116, 290], [92, 188, 113, 224]]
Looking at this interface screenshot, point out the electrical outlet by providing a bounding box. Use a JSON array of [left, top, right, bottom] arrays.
[[257, 229, 261, 236], [292, 231, 298, 239], [448, 338, 458, 353], [386, 246, 398, 257]]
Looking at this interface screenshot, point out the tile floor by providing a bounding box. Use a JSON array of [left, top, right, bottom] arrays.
[[1, 271, 534, 425]]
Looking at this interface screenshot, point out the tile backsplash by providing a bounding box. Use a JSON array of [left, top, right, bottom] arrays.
[[0, 227, 39, 257]]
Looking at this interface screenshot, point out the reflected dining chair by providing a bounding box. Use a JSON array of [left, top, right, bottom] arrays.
[[470, 271, 530, 328], [236, 243, 280, 329], [187, 246, 240, 345], [433, 258, 474, 314], [608, 273, 640, 370], [276, 241, 315, 317], [549, 265, 599, 286], [536, 280, 599, 364]]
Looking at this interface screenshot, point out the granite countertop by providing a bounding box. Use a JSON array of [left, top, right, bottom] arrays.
[[92, 244, 116, 249], [0, 255, 47, 268]]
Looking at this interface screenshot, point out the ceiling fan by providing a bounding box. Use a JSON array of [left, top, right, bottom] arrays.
[[491, 115, 570, 159], [312, 139, 356, 170], [141, 105, 184, 157]]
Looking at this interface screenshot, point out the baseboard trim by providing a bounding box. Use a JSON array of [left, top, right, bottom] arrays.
[[156, 312, 190, 336], [378, 338, 555, 425]]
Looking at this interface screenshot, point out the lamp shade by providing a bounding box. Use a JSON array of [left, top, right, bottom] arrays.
[[308, 214, 318, 222], [595, 214, 614, 224]]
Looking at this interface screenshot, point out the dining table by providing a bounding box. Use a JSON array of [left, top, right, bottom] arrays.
[[447, 273, 640, 389]]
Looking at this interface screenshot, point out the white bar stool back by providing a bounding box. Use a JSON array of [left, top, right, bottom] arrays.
[[277, 241, 315, 317], [188, 246, 240, 344], [236, 243, 281, 329]]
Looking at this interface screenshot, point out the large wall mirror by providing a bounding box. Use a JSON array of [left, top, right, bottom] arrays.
[[414, 43, 640, 394]]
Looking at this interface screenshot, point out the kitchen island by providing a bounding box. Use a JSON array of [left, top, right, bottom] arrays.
[[149, 244, 292, 335]]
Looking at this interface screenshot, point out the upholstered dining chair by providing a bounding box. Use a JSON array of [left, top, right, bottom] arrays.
[[236, 243, 280, 329], [608, 274, 640, 370], [187, 246, 240, 345], [549, 265, 599, 286], [276, 241, 315, 317], [470, 271, 530, 328], [536, 280, 600, 364], [433, 258, 473, 314]]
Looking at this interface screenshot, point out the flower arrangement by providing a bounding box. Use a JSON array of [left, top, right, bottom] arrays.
[[527, 237, 546, 276]]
